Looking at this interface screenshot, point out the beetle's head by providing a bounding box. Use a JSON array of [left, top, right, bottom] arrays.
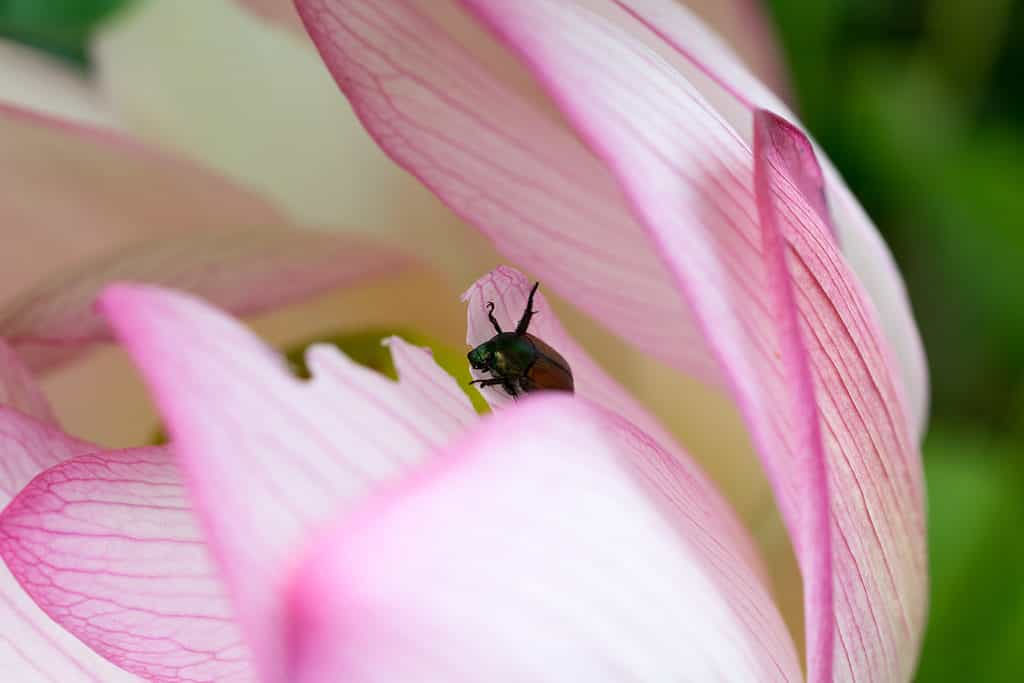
[[467, 340, 496, 372]]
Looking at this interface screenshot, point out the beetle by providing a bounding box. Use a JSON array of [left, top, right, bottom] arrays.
[[467, 282, 574, 398]]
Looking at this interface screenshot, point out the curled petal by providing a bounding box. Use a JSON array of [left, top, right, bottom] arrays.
[[0, 448, 250, 682], [604, 0, 928, 436], [0, 339, 53, 422], [754, 111, 926, 682], [101, 284, 478, 681], [285, 397, 801, 682], [0, 408, 141, 681]]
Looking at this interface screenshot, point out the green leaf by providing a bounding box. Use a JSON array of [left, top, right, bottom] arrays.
[[0, 0, 133, 64]]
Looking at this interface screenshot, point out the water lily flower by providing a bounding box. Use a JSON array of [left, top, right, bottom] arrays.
[[0, 0, 928, 682]]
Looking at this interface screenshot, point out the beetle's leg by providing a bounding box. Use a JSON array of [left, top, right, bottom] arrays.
[[469, 377, 504, 387], [485, 302, 503, 335], [515, 282, 540, 335]]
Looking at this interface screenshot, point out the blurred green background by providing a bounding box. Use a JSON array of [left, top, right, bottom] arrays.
[[2, 0, 1021, 679]]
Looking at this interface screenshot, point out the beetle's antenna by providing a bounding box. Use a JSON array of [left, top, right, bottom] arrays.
[[515, 282, 540, 336], [486, 302, 503, 334]]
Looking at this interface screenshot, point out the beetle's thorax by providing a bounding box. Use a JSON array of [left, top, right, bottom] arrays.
[[489, 332, 536, 375]]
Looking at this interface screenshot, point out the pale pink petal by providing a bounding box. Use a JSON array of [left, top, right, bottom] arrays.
[[0, 339, 54, 422], [0, 409, 140, 681], [603, 0, 928, 437], [0, 40, 116, 128], [754, 111, 926, 682], [294, 0, 717, 384], [0, 102, 279, 356], [100, 284, 478, 682], [3, 225, 409, 371], [451, 4, 926, 680], [464, 266, 765, 574], [0, 448, 250, 682], [285, 397, 801, 682]]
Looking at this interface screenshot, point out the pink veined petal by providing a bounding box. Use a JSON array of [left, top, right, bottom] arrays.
[[285, 397, 802, 683], [0, 447, 251, 683], [0, 40, 116, 128], [0, 339, 54, 422], [463, 267, 768, 578], [753, 111, 926, 682], [451, 3, 926, 680], [0, 408, 141, 682], [293, 0, 719, 384], [2, 225, 409, 371], [601, 0, 929, 438], [100, 284, 479, 682]]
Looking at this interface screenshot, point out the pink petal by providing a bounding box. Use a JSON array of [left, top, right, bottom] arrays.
[[0, 339, 54, 422], [0, 408, 140, 681], [293, 0, 718, 384], [602, 0, 928, 437], [100, 284, 479, 682], [285, 396, 801, 682], [753, 110, 925, 682], [0, 447, 250, 682], [1, 103, 407, 371]]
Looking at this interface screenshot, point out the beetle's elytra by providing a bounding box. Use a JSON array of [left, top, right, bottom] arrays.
[[467, 282, 574, 399]]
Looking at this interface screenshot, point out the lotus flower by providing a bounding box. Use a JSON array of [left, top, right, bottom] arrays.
[[0, 0, 927, 681]]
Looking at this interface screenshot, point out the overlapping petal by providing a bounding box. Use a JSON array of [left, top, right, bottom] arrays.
[[2, 99, 410, 372], [101, 284, 479, 681], [600, 0, 928, 438], [285, 397, 801, 682], [0, 408, 141, 682], [297, 2, 927, 680], [294, 0, 717, 382]]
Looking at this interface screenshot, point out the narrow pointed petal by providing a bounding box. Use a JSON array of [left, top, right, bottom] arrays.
[[0, 103, 393, 372], [294, 0, 717, 382], [0, 447, 250, 682], [754, 111, 926, 682], [100, 285, 478, 681], [285, 397, 801, 682], [451, 4, 927, 679], [0, 409, 141, 681], [0, 40, 116, 127], [0, 339, 54, 422]]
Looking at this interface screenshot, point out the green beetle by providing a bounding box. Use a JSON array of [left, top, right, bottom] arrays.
[[467, 282, 574, 399]]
